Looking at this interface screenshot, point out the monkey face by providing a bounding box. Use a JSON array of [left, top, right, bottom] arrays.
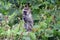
[[23, 11, 27, 15]]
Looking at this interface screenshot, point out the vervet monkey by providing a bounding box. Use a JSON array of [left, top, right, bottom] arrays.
[[22, 3, 33, 31]]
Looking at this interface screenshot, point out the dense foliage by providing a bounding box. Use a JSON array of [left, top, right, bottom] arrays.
[[0, 0, 60, 40]]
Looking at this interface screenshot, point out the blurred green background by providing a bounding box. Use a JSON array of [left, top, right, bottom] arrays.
[[0, 0, 60, 40]]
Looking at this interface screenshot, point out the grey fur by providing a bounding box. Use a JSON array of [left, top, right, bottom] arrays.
[[22, 8, 33, 31]]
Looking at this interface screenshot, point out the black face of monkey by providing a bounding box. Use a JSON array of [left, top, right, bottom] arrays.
[[23, 11, 27, 15]]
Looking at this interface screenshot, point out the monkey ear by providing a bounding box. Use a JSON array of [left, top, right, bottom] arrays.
[[22, 2, 31, 8], [25, 3, 31, 7], [27, 3, 31, 7]]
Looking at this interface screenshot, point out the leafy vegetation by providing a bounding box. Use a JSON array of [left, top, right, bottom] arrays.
[[0, 0, 60, 40]]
